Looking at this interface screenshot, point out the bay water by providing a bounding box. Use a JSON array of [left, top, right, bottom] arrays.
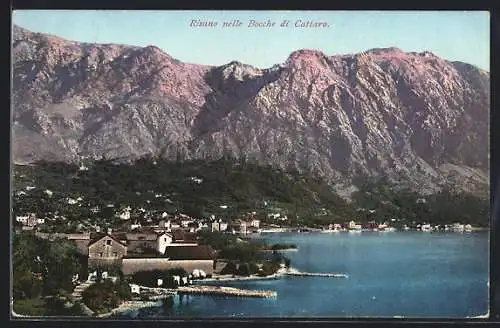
[[121, 231, 489, 318]]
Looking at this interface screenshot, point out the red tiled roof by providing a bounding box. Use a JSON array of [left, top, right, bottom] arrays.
[[165, 245, 214, 260], [89, 233, 127, 247]]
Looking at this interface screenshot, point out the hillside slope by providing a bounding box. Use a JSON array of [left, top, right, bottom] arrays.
[[11, 25, 490, 195]]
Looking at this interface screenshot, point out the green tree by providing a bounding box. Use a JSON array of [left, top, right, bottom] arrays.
[[236, 263, 251, 276], [220, 261, 237, 275], [12, 233, 45, 299], [41, 238, 81, 295]]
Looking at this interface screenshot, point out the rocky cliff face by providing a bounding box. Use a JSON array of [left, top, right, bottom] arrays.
[[11, 25, 490, 195]]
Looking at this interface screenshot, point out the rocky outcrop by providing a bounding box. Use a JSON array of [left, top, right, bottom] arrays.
[[11, 25, 490, 195]]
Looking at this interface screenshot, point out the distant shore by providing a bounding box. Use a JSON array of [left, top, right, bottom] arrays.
[[254, 227, 489, 234], [259, 248, 298, 252]]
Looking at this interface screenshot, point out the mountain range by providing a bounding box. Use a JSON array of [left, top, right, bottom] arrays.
[[11, 24, 490, 196]]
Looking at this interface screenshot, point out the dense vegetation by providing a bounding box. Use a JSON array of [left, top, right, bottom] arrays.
[[13, 296, 84, 316], [197, 231, 291, 276], [12, 157, 490, 229], [12, 232, 86, 315], [349, 177, 490, 228], [220, 252, 288, 277], [81, 280, 132, 314]]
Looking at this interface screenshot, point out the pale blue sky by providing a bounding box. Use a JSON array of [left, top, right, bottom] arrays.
[[12, 10, 490, 70]]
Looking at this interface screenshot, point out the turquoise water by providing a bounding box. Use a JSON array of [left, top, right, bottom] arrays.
[[122, 231, 489, 318]]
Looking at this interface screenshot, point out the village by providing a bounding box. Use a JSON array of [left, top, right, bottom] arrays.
[[12, 175, 484, 317], [14, 181, 478, 236]]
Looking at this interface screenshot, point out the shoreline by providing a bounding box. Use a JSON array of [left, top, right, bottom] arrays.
[[196, 268, 349, 283], [97, 296, 172, 318], [195, 273, 283, 282], [254, 228, 489, 234], [177, 285, 277, 298], [259, 248, 298, 252]]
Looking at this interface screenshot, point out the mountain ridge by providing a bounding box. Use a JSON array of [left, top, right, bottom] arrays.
[[11, 24, 490, 197]]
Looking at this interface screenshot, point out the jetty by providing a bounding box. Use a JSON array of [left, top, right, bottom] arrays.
[[177, 285, 277, 298], [285, 271, 349, 278], [137, 286, 177, 295]]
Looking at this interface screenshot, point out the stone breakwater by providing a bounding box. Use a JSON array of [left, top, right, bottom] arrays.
[[200, 273, 282, 282], [285, 272, 349, 278], [177, 285, 277, 298]]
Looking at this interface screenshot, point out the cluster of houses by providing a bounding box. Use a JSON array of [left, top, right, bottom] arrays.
[[15, 213, 45, 228], [322, 220, 474, 232], [35, 226, 217, 278], [15, 203, 263, 235]]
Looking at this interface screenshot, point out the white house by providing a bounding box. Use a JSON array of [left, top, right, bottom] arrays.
[[44, 189, 53, 197], [181, 220, 193, 228], [130, 284, 141, 295], [118, 209, 131, 221], [348, 221, 362, 230], [189, 176, 204, 184], [130, 222, 141, 230], [67, 198, 79, 205], [378, 223, 388, 230], [421, 224, 432, 232], [250, 219, 261, 228], [36, 218, 45, 225], [219, 222, 228, 231], [157, 232, 173, 254], [16, 215, 30, 224], [452, 223, 465, 232], [211, 221, 220, 232]]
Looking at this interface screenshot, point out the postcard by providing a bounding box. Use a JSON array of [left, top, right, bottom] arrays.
[[10, 10, 490, 319]]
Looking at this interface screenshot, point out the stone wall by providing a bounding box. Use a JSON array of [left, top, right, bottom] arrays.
[[122, 258, 214, 276]]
